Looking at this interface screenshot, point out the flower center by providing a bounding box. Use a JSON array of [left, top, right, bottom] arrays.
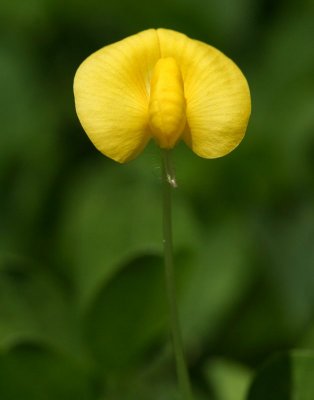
[[148, 57, 186, 148]]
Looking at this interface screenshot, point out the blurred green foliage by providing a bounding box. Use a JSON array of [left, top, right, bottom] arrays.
[[1, 0, 314, 398]]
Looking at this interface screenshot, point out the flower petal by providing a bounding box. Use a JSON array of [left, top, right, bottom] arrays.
[[74, 29, 160, 163], [157, 29, 251, 158], [148, 57, 186, 148]]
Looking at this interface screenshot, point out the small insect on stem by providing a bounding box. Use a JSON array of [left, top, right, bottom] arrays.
[[167, 173, 177, 188], [163, 149, 178, 188]]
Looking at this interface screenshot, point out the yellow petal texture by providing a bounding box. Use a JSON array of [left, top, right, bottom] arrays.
[[157, 29, 251, 158], [148, 57, 186, 149], [74, 29, 160, 163], [74, 28, 251, 161]]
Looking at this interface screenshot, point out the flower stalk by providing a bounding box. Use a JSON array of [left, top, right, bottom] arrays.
[[161, 149, 193, 400]]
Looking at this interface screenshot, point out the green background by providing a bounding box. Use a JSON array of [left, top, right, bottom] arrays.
[[1, 0, 314, 398]]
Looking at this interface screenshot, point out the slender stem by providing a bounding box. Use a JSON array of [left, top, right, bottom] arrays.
[[161, 149, 193, 400]]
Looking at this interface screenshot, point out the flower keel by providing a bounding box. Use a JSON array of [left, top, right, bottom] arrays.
[[148, 57, 186, 149]]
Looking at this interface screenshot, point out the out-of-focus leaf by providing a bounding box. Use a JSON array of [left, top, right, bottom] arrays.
[[205, 358, 252, 400], [58, 153, 201, 311], [180, 217, 254, 351], [209, 210, 314, 362], [264, 206, 314, 331], [0, 36, 63, 258], [104, 380, 180, 400], [176, 0, 253, 46], [0, 0, 49, 27], [101, 368, 209, 400], [247, 350, 314, 400], [0, 255, 87, 364], [299, 324, 314, 350], [0, 36, 60, 173], [0, 345, 94, 400], [84, 255, 167, 373]]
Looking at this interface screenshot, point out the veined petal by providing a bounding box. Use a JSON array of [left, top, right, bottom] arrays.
[[148, 57, 186, 149], [157, 29, 251, 158], [74, 29, 160, 163]]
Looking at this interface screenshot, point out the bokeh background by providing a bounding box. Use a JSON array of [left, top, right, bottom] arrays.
[[1, 0, 314, 399]]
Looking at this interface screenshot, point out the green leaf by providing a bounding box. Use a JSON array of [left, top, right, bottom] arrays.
[[0, 345, 94, 400], [0, 255, 87, 364], [180, 217, 254, 350], [265, 207, 314, 330], [58, 154, 200, 311], [205, 358, 252, 400], [84, 255, 167, 373], [247, 350, 314, 400]]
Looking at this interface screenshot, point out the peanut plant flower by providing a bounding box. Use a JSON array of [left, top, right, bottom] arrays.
[[74, 28, 251, 163]]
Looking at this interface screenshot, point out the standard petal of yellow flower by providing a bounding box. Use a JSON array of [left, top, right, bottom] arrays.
[[73, 29, 160, 163], [148, 57, 186, 149], [157, 29, 251, 158]]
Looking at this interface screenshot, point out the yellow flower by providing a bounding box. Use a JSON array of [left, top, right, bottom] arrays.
[[74, 28, 251, 163]]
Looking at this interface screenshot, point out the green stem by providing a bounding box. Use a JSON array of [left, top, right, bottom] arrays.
[[161, 149, 193, 400]]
